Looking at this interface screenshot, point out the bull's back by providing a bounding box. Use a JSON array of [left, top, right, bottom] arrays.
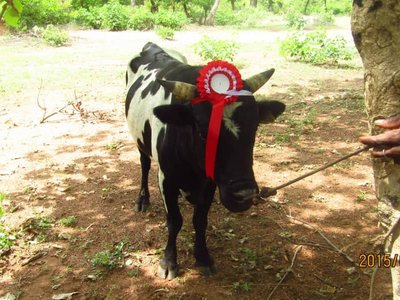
[[125, 43, 187, 162]]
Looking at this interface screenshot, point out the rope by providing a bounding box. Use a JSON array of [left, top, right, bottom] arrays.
[[259, 145, 372, 198]]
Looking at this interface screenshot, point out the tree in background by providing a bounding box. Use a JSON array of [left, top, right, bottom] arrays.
[[205, 0, 220, 25], [351, 1, 400, 298]]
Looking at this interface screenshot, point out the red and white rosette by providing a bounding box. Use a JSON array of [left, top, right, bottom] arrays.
[[191, 61, 252, 180]]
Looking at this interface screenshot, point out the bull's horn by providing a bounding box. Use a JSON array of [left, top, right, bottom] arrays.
[[157, 79, 197, 101], [245, 68, 275, 93]]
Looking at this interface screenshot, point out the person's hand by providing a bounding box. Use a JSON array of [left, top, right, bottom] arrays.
[[359, 115, 400, 159]]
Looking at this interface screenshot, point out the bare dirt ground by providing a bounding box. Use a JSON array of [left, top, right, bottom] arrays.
[[0, 21, 393, 299]]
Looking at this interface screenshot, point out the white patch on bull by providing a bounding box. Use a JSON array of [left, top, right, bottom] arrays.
[[223, 102, 242, 139], [158, 170, 168, 213], [126, 47, 187, 163]]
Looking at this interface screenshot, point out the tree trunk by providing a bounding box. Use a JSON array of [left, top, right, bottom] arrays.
[[182, 3, 190, 19], [303, 0, 311, 14], [250, 0, 257, 7], [150, 0, 158, 13], [351, 1, 400, 299], [230, 0, 235, 10], [205, 0, 220, 26]]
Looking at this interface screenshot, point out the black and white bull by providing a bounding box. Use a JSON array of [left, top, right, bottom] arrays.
[[125, 42, 285, 279]]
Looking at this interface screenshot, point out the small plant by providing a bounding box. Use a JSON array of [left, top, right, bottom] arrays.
[[100, 0, 130, 31], [156, 26, 175, 40], [356, 191, 367, 202], [90, 240, 127, 270], [129, 7, 154, 30], [280, 30, 354, 66], [127, 268, 140, 277], [59, 215, 77, 227], [194, 36, 238, 62], [233, 281, 253, 292], [285, 10, 306, 30], [41, 25, 69, 47], [154, 9, 187, 30], [0, 193, 14, 254]]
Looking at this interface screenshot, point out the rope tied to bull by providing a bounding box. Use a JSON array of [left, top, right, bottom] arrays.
[[259, 145, 372, 198]]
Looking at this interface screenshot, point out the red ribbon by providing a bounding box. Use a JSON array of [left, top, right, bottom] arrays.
[[191, 61, 243, 180]]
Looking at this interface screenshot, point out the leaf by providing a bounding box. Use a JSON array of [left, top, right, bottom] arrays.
[[3, 7, 18, 27], [2, 0, 23, 27]]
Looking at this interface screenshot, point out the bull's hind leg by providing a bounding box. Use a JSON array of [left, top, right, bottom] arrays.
[[158, 171, 182, 279], [193, 181, 217, 276], [135, 149, 151, 212]]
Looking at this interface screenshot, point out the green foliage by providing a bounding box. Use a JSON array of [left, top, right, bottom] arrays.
[[154, 9, 187, 30], [71, 0, 108, 9], [1, 0, 23, 27], [90, 240, 127, 270], [194, 36, 238, 62], [285, 9, 306, 30], [315, 10, 335, 26], [71, 7, 103, 29], [100, 0, 130, 31], [129, 7, 154, 30], [329, 0, 352, 15], [156, 26, 175, 40], [19, 0, 70, 29], [41, 25, 69, 46], [280, 30, 354, 65], [0, 193, 13, 254], [59, 215, 77, 227]]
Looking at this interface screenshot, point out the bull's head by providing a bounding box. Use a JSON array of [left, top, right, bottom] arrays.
[[154, 69, 285, 212]]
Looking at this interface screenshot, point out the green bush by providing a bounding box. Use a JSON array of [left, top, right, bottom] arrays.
[[156, 26, 175, 40], [279, 30, 354, 65], [285, 10, 306, 30], [315, 10, 335, 26], [71, 7, 103, 29], [19, 0, 71, 29], [215, 9, 240, 26], [194, 36, 238, 62], [41, 25, 69, 46], [154, 9, 187, 30], [129, 7, 155, 30], [100, 0, 130, 31]]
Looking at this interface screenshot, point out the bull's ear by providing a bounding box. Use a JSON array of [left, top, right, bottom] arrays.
[[257, 100, 285, 124], [153, 104, 195, 125]]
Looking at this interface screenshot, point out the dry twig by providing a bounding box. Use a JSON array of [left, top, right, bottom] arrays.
[[287, 215, 355, 264], [267, 245, 302, 300]]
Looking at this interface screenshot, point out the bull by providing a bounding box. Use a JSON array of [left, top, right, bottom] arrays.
[[126, 42, 285, 279]]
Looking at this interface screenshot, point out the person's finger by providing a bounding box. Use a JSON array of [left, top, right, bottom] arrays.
[[374, 115, 400, 129], [359, 129, 400, 145], [371, 146, 400, 158]]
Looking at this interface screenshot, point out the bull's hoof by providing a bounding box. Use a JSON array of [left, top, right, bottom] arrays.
[[158, 259, 179, 279], [196, 264, 217, 277], [135, 201, 150, 212], [135, 196, 150, 212]]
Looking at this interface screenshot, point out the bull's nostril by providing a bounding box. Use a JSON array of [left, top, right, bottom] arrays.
[[233, 189, 258, 200]]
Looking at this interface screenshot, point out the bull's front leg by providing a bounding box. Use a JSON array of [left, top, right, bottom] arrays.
[[136, 149, 151, 212], [193, 181, 217, 276], [158, 170, 182, 279]]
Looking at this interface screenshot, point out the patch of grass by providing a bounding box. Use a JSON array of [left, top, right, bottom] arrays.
[[41, 25, 69, 47], [127, 268, 141, 277], [90, 240, 127, 270], [1, 193, 16, 254], [356, 191, 367, 203], [59, 215, 77, 227], [233, 281, 253, 293], [155, 26, 175, 40], [240, 247, 257, 269]]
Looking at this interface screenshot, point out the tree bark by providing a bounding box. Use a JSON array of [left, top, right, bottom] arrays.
[[250, 0, 257, 7], [150, 0, 158, 13], [205, 0, 220, 26], [351, 1, 400, 299], [230, 0, 235, 10]]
